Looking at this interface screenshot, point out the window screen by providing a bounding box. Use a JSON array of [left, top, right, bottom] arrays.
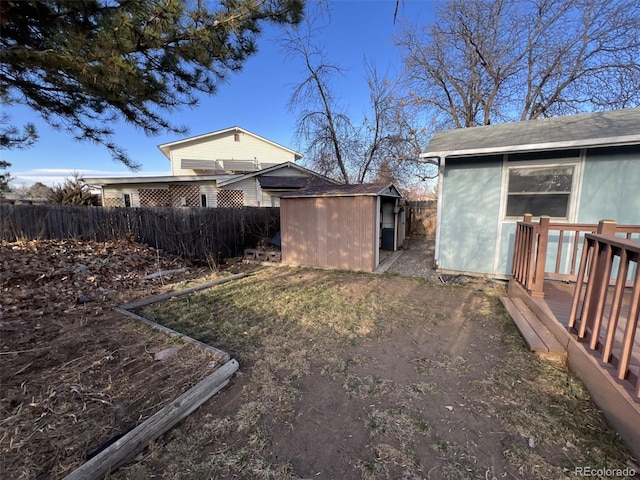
[[506, 165, 573, 218]]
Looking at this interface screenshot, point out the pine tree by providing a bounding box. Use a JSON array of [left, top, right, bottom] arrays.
[[0, 0, 304, 168]]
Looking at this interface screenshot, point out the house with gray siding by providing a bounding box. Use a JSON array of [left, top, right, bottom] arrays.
[[421, 108, 640, 277]]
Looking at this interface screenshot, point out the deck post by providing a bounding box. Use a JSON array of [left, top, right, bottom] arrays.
[[597, 219, 618, 235], [531, 216, 550, 298]]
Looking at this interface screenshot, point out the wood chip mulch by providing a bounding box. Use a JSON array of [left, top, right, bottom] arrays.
[[0, 239, 224, 479]]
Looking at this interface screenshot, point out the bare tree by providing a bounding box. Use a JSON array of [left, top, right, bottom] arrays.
[[397, 0, 640, 128], [283, 16, 437, 185], [282, 16, 353, 183]]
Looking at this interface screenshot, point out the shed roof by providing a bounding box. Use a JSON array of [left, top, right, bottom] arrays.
[[421, 108, 640, 159], [281, 183, 401, 198], [257, 176, 333, 190]]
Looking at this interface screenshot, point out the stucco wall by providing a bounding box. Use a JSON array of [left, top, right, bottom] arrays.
[[440, 145, 639, 277], [438, 156, 503, 274], [577, 145, 640, 224]]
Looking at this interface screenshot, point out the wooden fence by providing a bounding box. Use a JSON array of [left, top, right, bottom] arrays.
[[0, 204, 280, 262], [407, 201, 436, 239]]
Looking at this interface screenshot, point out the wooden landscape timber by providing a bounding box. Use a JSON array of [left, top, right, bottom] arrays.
[[62, 272, 252, 479], [63, 359, 239, 480], [117, 272, 253, 364], [118, 271, 251, 310], [116, 308, 231, 364]]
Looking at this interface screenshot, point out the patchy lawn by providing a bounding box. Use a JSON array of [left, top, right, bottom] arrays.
[[119, 267, 634, 479]]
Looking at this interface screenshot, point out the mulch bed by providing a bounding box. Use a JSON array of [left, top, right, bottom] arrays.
[[0, 239, 232, 479]]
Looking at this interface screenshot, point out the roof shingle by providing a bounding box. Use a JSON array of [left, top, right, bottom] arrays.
[[422, 108, 640, 158], [281, 183, 401, 198]]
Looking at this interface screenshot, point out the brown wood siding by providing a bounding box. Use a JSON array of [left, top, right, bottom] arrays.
[[281, 196, 377, 272]]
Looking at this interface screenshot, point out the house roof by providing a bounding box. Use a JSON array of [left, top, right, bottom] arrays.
[[216, 162, 339, 187], [421, 108, 640, 160], [281, 183, 402, 198], [85, 162, 337, 189], [84, 174, 237, 186], [157, 126, 303, 161]]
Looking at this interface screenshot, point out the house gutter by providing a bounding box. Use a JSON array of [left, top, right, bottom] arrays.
[[420, 133, 640, 160]]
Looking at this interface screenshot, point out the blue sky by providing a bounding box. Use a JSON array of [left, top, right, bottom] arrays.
[[3, 0, 436, 187]]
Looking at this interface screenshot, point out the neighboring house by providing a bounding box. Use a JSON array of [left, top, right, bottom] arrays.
[[86, 126, 337, 207], [421, 108, 640, 277]]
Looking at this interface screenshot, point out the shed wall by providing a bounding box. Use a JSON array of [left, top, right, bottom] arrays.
[[281, 196, 377, 272]]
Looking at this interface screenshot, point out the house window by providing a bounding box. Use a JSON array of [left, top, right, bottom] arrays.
[[200, 193, 207, 207], [234, 133, 240, 142], [123, 193, 132, 207], [217, 190, 244, 208], [505, 165, 574, 218]]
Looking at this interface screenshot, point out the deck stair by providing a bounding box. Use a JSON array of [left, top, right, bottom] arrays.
[[500, 297, 567, 363]]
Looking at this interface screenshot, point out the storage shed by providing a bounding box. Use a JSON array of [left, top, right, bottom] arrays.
[[280, 183, 404, 272]]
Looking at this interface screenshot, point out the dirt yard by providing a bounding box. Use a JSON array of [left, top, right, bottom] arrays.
[[1, 241, 635, 479]]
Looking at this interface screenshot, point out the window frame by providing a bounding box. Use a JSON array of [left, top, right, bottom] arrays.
[[500, 154, 583, 222], [123, 193, 132, 208]]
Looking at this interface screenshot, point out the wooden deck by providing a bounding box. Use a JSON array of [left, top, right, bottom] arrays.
[[543, 281, 640, 389], [508, 218, 640, 458]]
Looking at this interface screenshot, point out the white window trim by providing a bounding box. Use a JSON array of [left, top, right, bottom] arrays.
[[123, 193, 132, 208], [493, 152, 584, 275], [498, 154, 584, 223]]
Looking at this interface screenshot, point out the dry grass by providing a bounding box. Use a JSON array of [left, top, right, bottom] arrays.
[[114, 267, 635, 479]]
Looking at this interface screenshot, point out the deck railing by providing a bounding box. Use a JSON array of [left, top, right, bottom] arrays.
[[512, 214, 547, 298], [512, 215, 640, 298], [568, 232, 640, 399]]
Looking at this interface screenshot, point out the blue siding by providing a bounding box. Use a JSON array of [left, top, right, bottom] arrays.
[[578, 145, 640, 224], [439, 158, 502, 274], [440, 145, 639, 277]]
